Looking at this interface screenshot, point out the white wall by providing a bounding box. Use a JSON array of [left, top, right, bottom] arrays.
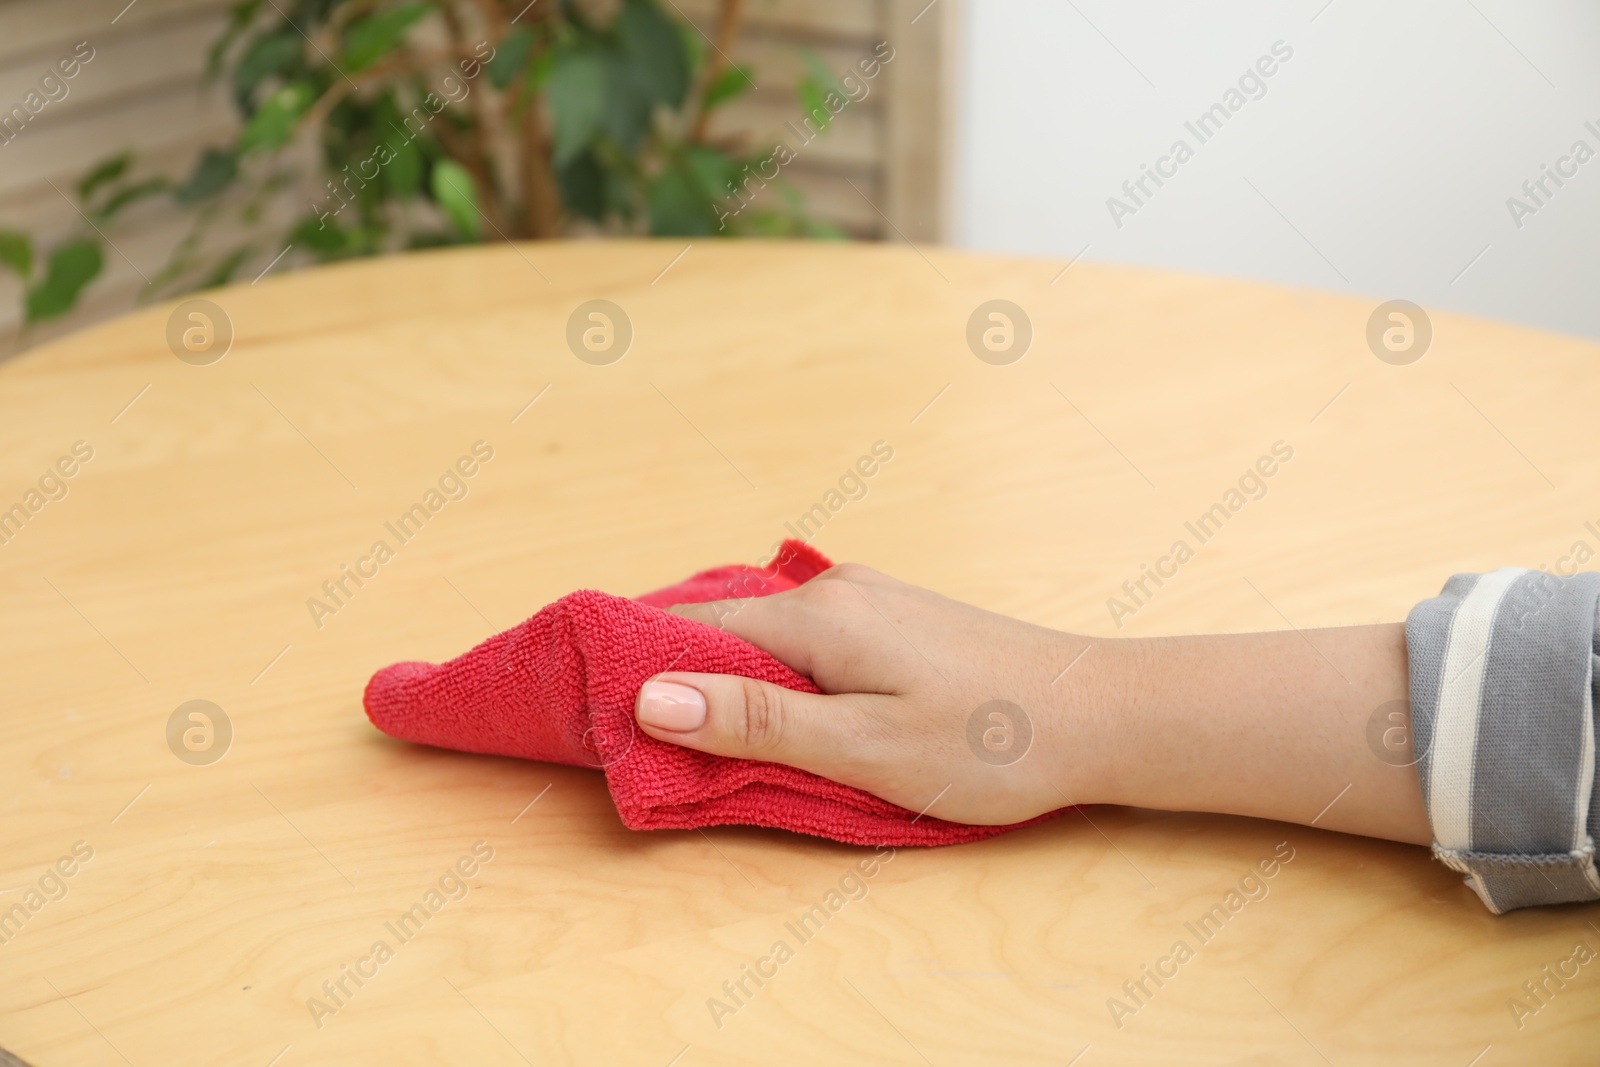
[[951, 0, 1600, 340]]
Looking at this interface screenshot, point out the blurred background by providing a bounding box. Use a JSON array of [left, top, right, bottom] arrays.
[[1, 0, 1596, 362]]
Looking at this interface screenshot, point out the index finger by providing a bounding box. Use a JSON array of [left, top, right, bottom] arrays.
[[667, 591, 821, 679]]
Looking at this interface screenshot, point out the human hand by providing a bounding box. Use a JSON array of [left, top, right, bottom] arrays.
[[633, 560, 1433, 845], [631, 564, 1107, 825]]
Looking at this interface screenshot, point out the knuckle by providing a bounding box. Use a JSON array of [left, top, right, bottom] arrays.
[[801, 574, 861, 613], [734, 677, 785, 751]]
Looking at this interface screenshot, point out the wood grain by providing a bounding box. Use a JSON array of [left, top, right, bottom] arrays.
[[0, 240, 1596, 1065]]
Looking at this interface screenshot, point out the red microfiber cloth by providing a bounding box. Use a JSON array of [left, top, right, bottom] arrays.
[[364, 540, 1057, 846]]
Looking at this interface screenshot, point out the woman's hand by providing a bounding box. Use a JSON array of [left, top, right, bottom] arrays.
[[632, 563, 1109, 825], [633, 560, 1435, 845]]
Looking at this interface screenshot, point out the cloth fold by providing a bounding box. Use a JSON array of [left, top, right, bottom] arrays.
[[1405, 567, 1600, 912], [364, 540, 1055, 846]]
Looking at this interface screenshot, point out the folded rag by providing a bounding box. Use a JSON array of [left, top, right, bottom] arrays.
[[363, 540, 1059, 846]]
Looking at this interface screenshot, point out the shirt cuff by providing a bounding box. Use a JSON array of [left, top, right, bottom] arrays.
[[1405, 567, 1600, 913]]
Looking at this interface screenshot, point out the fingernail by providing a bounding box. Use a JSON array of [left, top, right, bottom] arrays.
[[637, 680, 707, 731]]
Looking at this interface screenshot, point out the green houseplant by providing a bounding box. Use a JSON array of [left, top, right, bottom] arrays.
[[0, 0, 840, 329]]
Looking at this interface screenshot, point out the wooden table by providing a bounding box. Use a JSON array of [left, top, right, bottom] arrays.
[[2, 240, 1596, 1065]]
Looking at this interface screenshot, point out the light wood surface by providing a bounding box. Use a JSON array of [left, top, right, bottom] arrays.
[[2, 240, 1598, 1065]]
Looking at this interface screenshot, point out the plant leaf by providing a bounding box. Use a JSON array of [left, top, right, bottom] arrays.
[[488, 26, 534, 90], [342, 3, 433, 74], [678, 20, 705, 78], [430, 158, 482, 239], [0, 230, 33, 280], [702, 64, 752, 111], [207, 0, 266, 81], [239, 82, 315, 154], [604, 166, 635, 222], [528, 46, 555, 92], [600, 51, 653, 154], [384, 133, 423, 198], [371, 93, 423, 198], [646, 164, 713, 235], [804, 217, 849, 239], [797, 75, 830, 133], [233, 32, 302, 111], [796, 49, 841, 134], [202, 245, 255, 289], [617, 0, 690, 107], [291, 213, 351, 256], [683, 144, 736, 200], [556, 149, 605, 222], [175, 148, 239, 203], [25, 240, 103, 323], [96, 177, 173, 221], [76, 153, 131, 202], [546, 47, 605, 166]]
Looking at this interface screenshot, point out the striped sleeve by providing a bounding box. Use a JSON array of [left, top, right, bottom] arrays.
[[1405, 567, 1600, 913]]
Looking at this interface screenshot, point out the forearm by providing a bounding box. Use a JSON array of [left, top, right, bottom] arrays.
[[1065, 624, 1432, 845]]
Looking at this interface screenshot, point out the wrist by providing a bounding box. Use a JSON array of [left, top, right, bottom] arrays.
[[1051, 624, 1431, 845], [1031, 630, 1149, 810]]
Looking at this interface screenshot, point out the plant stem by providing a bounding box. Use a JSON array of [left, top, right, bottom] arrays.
[[690, 0, 744, 143], [437, 1, 506, 231], [520, 94, 561, 237], [504, 0, 560, 237]]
